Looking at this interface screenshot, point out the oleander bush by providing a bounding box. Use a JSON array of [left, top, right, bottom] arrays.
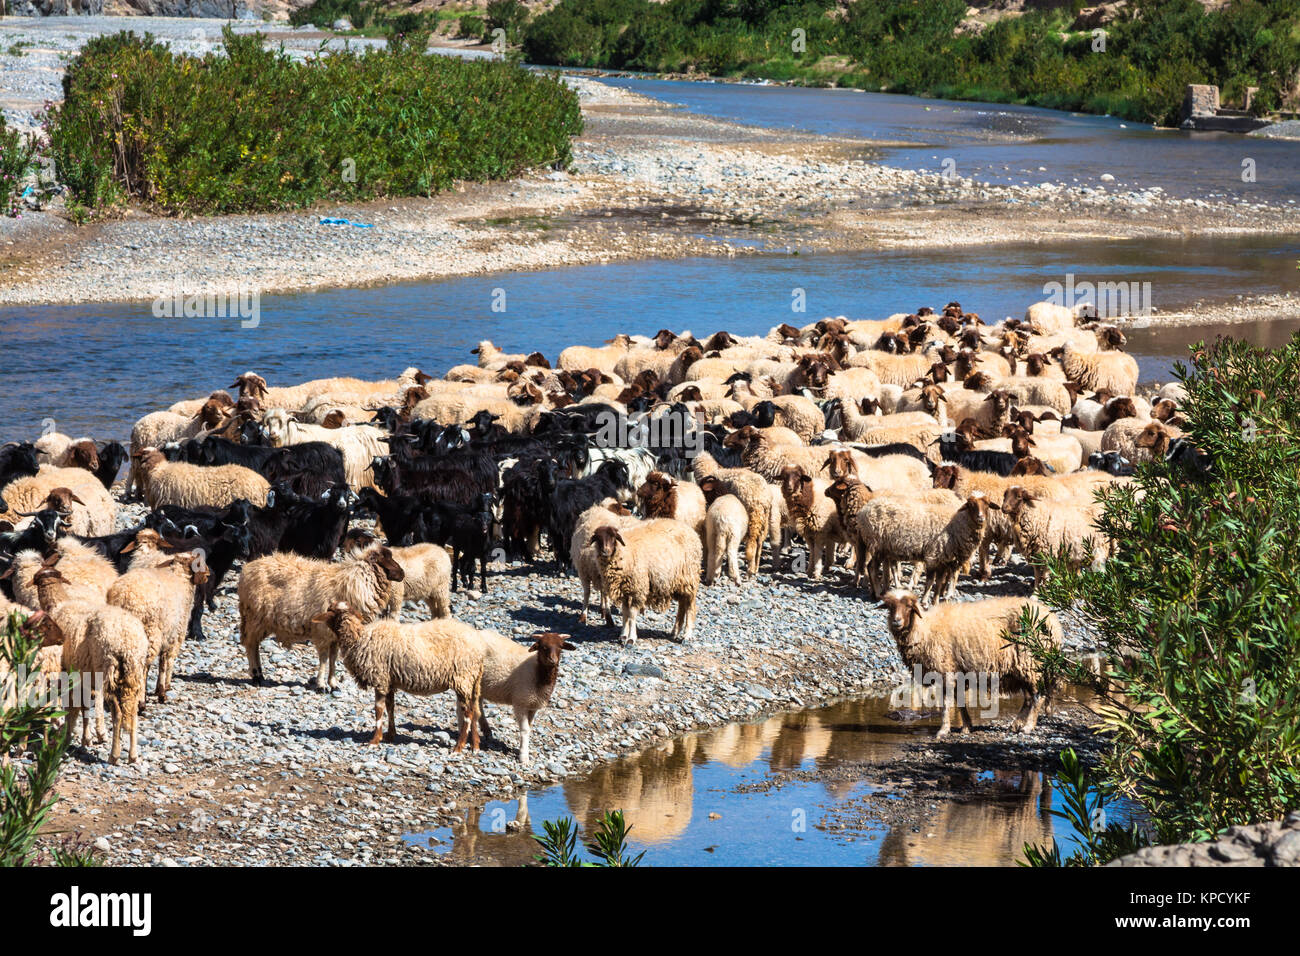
[[46, 28, 582, 215], [1027, 332, 1300, 847], [0, 115, 38, 217]]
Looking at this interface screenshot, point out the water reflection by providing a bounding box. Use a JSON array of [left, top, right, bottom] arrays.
[[405, 695, 1121, 867]]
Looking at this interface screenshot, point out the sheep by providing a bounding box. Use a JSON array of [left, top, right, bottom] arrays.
[[920, 493, 991, 604], [1102, 419, 1180, 465], [589, 522, 701, 646], [856, 493, 962, 598], [881, 590, 1063, 736], [1068, 395, 1143, 432], [1058, 341, 1139, 397], [134, 449, 271, 511], [693, 453, 770, 577], [127, 396, 230, 495], [570, 498, 639, 625], [777, 466, 848, 580], [261, 409, 388, 490], [10, 539, 119, 608], [702, 494, 749, 586], [1, 466, 116, 535], [636, 471, 706, 543], [998, 486, 1109, 586], [238, 545, 406, 690], [105, 551, 208, 708], [1024, 301, 1076, 336], [835, 398, 939, 445], [450, 630, 575, 765], [31, 561, 148, 764], [34, 432, 94, 467], [559, 335, 633, 375], [310, 601, 485, 750], [343, 531, 451, 620]]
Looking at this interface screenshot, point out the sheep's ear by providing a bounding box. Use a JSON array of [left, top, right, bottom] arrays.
[[309, 611, 333, 625], [614, 531, 626, 546], [120, 539, 137, 553]]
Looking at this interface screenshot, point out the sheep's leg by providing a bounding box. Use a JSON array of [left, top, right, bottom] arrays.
[[705, 540, 719, 585], [157, 644, 177, 704], [1014, 691, 1043, 732], [384, 690, 398, 743], [516, 706, 533, 766], [727, 540, 741, 584], [243, 627, 264, 684], [935, 703, 952, 738], [108, 699, 123, 766], [368, 691, 386, 745], [138, 659, 151, 716], [312, 645, 332, 693], [479, 550, 488, 593], [600, 587, 615, 627], [468, 679, 482, 752], [94, 688, 106, 743], [621, 601, 638, 647], [959, 704, 974, 734], [578, 577, 592, 623]]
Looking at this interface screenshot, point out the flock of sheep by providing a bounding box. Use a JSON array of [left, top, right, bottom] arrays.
[[0, 299, 1192, 768]]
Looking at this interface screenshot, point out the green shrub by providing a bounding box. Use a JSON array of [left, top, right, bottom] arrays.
[[1030, 333, 1300, 845], [456, 14, 486, 40], [485, 0, 530, 44], [1, 611, 96, 867], [46, 28, 582, 215], [0, 115, 37, 217], [533, 810, 647, 866]]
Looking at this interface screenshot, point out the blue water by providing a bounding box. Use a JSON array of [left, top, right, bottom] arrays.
[[404, 695, 1142, 867], [598, 77, 1300, 205], [4, 234, 1296, 440]]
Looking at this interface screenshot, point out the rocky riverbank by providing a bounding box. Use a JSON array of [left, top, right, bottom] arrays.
[[39, 490, 1100, 867], [2, 17, 1298, 310]]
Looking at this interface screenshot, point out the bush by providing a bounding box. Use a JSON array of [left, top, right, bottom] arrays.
[[46, 29, 583, 215], [1031, 333, 1300, 845], [485, 0, 530, 44], [1, 611, 96, 867], [0, 115, 37, 217]]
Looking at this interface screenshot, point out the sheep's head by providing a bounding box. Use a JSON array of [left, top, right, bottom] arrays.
[[1009, 409, 1038, 433], [525, 352, 551, 369], [999, 485, 1037, 519], [695, 476, 725, 504], [1097, 326, 1127, 350], [1134, 422, 1171, 457], [881, 590, 922, 636], [133, 447, 166, 473], [703, 331, 738, 352], [590, 525, 626, 560], [1025, 353, 1054, 376], [796, 355, 831, 391], [825, 476, 865, 510], [653, 329, 677, 351], [319, 410, 346, 429], [636, 471, 674, 516], [816, 318, 847, 337], [366, 546, 406, 583], [676, 385, 704, 403], [918, 384, 947, 416], [230, 372, 269, 401], [962, 492, 990, 528], [676, 345, 704, 371], [262, 410, 291, 446], [778, 465, 813, 507], [985, 389, 1013, 422], [822, 449, 858, 480], [776, 322, 802, 343], [66, 440, 100, 473], [931, 464, 958, 491], [958, 329, 983, 351], [1151, 398, 1178, 422], [955, 418, 992, 443], [470, 340, 497, 358], [40, 488, 84, 516], [875, 332, 908, 355], [530, 632, 576, 674], [722, 425, 759, 453], [310, 600, 358, 633], [1102, 396, 1138, 426], [1010, 456, 1050, 477], [860, 397, 882, 416], [936, 315, 960, 336], [343, 529, 379, 558]]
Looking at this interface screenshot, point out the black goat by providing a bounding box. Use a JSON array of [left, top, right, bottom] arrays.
[[0, 442, 40, 490], [935, 436, 1018, 476], [447, 493, 496, 592], [499, 456, 559, 559], [93, 441, 130, 490], [276, 485, 357, 559]]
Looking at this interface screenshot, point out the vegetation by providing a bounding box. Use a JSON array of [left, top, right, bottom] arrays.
[[46, 28, 582, 215], [1, 612, 96, 867], [1022, 332, 1300, 853], [290, 0, 488, 39], [533, 810, 647, 866], [0, 115, 37, 218], [521, 0, 1300, 125], [1021, 748, 1153, 867]]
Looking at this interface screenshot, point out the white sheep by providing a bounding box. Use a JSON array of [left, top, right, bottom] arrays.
[[570, 498, 639, 626], [238, 546, 406, 690], [134, 449, 270, 511], [261, 409, 388, 490], [1, 466, 116, 535], [704, 494, 749, 585], [881, 590, 1063, 736], [311, 602, 486, 751], [344, 531, 451, 620], [456, 630, 576, 765], [589, 520, 702, 646]]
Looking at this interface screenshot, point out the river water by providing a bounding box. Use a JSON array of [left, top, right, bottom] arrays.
[[405, 693, 1139, 867]]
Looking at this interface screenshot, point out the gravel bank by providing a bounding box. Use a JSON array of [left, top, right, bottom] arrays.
[[39, 487, 1099, 867]]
